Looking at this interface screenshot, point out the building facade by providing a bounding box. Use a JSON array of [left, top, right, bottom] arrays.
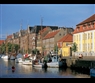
[[57, 33, 73, 57], [73, 14, 95, 56]]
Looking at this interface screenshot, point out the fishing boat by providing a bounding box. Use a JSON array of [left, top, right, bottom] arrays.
[[44, 53, 67, 68]]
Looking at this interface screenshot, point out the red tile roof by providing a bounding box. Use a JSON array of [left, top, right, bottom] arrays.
[[0, 40, 4, 45], [58, 33, 73, 42], [39, 27, 48, 34], [73, 14, 95, 34], [57, 33, 73, 48], [43, 30, 60, 39], [77, 14, 95, 25], [73, 26, 95, 34], [7, 35, 12, 39]]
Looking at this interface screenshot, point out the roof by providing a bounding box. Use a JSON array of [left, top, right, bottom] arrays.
[[43, 30, 60, 39], [0, 40, 5, 45], [77, 14, 95, 25], [73, 14, 95, 34], [39, 27, 48, 34], [7, 35, 12, 39], [58, 33, 73, 42]]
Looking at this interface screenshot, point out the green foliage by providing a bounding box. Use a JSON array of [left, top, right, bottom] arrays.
[[32, 48, 39, 54], [0, 43, 6, 54], [71, 42, 77, 52], [54, 45, 58, 52], [0, 43, 20, 54]]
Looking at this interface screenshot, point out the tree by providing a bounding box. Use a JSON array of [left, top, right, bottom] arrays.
[[71, 42, 77, 57], [71, 42, 77, 52], [32, 48, 39, 55], [54, 45, 58, 54], [14, 44, 20, 54], [0, 43, 6, 54]]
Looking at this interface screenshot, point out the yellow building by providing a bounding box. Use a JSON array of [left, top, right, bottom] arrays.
[[57, 33, 73, 57], [73, 14, 95, 56]]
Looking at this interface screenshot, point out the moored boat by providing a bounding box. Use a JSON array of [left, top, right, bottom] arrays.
[[15, 53, 23, 63], [22, 59, 32, 65], [15, 58, 23, 63], [44, 53, 67, 68], [90, 68, 95, 78]]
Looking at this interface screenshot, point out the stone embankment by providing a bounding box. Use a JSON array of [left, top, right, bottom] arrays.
[[62, 56, 95, 70]]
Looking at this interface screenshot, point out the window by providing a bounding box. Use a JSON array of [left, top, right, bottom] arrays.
[[88, 33, 90, 39], [91, 43, 93, 50], [91, 23, 94, 28], [88, 24, 90, 28], [83, 25, 86, 29], [91, 33, 92, 39]]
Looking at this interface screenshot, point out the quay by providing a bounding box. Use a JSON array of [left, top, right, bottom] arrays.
[[62, 56, 95, 70]]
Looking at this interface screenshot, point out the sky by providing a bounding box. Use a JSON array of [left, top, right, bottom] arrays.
[[0, 4, 95, 39]]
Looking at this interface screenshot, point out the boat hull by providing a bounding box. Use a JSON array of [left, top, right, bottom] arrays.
[[15, 58, 23, 63], [22, 60, 32, 65], [47, 62, 59, 68], [90, 68, 95, 77]]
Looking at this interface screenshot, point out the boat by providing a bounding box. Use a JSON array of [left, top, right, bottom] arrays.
[[1, 55, 9, 60], [33, 60, 48, 68], [22, 59, 32, 65], [90, 68, 95, 78], [15, 58, 23, 63], [10, 55, 16, 60], [90, 62, 95, 78], [44, 53, 67, 68], [15, 53, 23, 63]]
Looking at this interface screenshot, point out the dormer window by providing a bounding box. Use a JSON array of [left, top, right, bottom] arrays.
[[77, 27, 80, 31], [83, 25, 86, 30], [88, 24, 90, 28], [91, 23, 94, 28]]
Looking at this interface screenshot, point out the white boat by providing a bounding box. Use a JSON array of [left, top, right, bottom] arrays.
[[22, 59, 32, 65], [15, 53, 23, 63], [47, 62, 59, 68], [33, 64, 43, 68], [1, 55, 8, 59], [15, 58, 23, 63], [44, 53, 67, 68], [10, 55, 16, 60]]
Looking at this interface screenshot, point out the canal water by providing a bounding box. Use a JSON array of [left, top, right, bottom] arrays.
[[0, 58, 90, 78]]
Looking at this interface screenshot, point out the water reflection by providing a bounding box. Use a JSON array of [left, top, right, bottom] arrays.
[[0, 58, 90, 78]]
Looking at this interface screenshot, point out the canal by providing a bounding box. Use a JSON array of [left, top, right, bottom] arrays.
[[0, 58, 90, 78]]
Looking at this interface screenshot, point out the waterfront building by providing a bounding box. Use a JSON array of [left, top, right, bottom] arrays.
[[73, 14, 95, 57], [57, 33, 73, 57], [43, 27, 74, 55]]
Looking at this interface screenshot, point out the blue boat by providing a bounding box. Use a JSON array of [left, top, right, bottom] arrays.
[[90, 68, 95, 78], [90, 62, 95, 78]]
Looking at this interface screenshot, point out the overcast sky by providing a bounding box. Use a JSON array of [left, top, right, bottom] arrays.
[[0, 4, 95, 39]]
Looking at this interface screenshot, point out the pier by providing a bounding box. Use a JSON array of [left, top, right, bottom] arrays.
[[62, 56, 95, 70]]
